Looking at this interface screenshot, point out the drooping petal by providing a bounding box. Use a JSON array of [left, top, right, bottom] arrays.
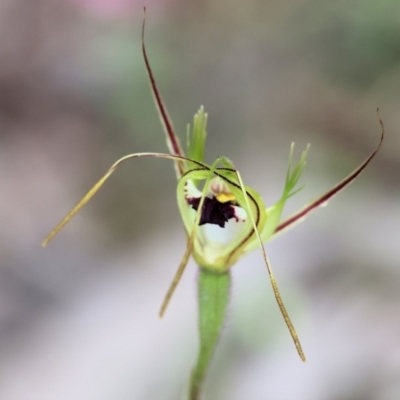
[[42, 152, 206, 247], [234, 169, 306, 362]]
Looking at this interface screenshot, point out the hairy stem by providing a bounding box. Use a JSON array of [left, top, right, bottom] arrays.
[[189, 268, 231, 400]]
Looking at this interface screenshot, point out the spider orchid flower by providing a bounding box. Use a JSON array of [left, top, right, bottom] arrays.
[[43, 10, 384, 400]]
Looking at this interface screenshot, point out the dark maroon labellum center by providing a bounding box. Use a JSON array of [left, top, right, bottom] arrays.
[[187, 197, 236, 228]]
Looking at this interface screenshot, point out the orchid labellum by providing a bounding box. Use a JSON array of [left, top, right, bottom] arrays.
[[43, 9, 384, 400]]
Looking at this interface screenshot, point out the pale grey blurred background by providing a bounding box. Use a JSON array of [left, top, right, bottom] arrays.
[[1, 1, 399, 399]]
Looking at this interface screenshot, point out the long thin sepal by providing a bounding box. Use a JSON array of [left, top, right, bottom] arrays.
[[142, 8, 185, 178], [42, 152, 207, 247], [42, 169, 114, 247], [189, 268, 231, 400], [236, 170, 306, 362], [275, 109, 384, 235]]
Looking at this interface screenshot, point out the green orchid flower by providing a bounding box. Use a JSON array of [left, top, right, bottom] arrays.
[[43, 10, 384, 400]]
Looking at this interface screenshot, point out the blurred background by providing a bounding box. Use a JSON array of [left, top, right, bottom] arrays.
[[0, 0, 399, 399]]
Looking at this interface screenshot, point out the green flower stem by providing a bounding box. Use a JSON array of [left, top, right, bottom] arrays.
[[189, 268, 231, 400]]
